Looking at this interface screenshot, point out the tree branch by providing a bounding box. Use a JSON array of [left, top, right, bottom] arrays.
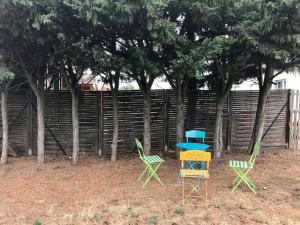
[[16, 51, 41, 96], [61, 64, 75, 96]]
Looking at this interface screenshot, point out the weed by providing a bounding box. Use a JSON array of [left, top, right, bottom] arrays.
[[254, 207, 262, 211], [46, 206, 54, 217], [173, 206, 184, 215], [63, 214, 74, 224], [213, 202, 220, 208], [33, 219, 42, 225], [80, 208, 96, 222], [102, 208, 109, 213], [202, 214, 209, 221], [148, 215, 158, 225], [131, 211, 139, 218], [239, 203, 246, 210]]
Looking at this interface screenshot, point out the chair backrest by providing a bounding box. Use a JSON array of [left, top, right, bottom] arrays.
[[180, 150, 211, 170], [185, 130, 206, 143], [135, 138, 145, 158], [249, 142, 261, 166]]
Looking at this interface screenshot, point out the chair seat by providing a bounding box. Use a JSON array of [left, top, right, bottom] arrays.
[[142, 155, 164, 164], [229, 160, 252, 169], [180, 169, 209, 178]]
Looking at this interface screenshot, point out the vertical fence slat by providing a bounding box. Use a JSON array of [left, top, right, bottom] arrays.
[[288, 89, 292, 149], [99, 91, 103, 156], [163, 89, 169, 151], [27, 89, 33, 155], [226, 91, 232, 151], [288, 89, 300, 150], [296, 90, 300, 149], [293, 90, 297, 149]]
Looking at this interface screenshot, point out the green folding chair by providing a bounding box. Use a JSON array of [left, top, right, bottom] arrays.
[[229, 142, 261, 194], [135, 138, 164, 187]]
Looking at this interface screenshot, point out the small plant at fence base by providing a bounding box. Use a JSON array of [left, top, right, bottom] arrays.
[[173, 206, 185, 215], [148, 215, 158, 225], [33, 219, 42, 225]]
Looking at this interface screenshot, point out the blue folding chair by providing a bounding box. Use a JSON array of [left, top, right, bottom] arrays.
[[185, 130, 206, 169], [186, 130, 206, 143], [176, 130, 208, 183]]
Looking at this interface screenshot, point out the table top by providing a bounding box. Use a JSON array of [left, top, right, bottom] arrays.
[[176, 142, 209, 150]]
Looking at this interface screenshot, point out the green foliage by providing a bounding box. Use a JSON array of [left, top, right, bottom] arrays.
[[213, 201, 220, 208], [148, 215, 158, 225], [0, 66, 15, 82], [0, 0, 59, 87], [119, 84, 136, 91], [236, 0, 300, 69], [93, 46, 125, 75], [0, 0, 299, 94], [33, 219, 41, 225], [173, 206, 184, 215]]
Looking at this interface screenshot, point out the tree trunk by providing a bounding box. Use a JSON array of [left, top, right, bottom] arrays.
[[143, 90, 151, 155], [186, 91, 197, 130], [248, 67, 274, 153], [72, 93, 80, 165], [176, 85, 185, 157], [36, 93, 45, 164], [1, 88, 9, 164], [111, 88, 119, 162], [213, 97, 225, 159]]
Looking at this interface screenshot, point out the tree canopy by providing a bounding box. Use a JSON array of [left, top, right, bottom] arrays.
[[0, 0, 299, 162]]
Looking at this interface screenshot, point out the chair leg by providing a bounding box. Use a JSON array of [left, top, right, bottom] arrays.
[[142, 169, 152, 187], [205, 179, 208, 204], [232, 168, 249, 186], [151, 163, 164, 185], [240, 175, 256, 194], [232, 173, 242, 186], [182, 176, 185, 206], [232, 168, 246, 192], [176, 168, 181, 183], [143, 163, 163, 187], [182, 177, 208, 205], [232, 168, 256, 194], [138, 167, 148, 181]]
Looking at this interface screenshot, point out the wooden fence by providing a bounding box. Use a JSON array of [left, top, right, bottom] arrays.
[[0, 89, 292, 156], [289, 90, 300, 150]]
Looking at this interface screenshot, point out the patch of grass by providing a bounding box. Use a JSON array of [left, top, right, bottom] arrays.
[[148, 215, 158, 225], [213, 201, 220, 209], [173, 206, 184, 215], [33, 219, 42, 225], [109, 199, 119, 206], [202, 214, 209, 221], [63, 214, 74, 224], [80, 208, 98, 222], [46, 206, 54, 217], [131, 211, 139, 218], [239, 203, 246, 210], [102, 208, 109, 213], [253, 207, 263, 212]]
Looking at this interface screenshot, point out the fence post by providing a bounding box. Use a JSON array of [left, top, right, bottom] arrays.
[[226, 91, 232, 151], [287, 89, 292, 149], [296, 90, 300, 150], [26, 89, 33, 155], [163, 90, 169, 151], [97, 91, 103, 156]]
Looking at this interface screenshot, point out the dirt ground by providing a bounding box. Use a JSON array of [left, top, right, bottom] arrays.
[[0, 149, 299, 225]]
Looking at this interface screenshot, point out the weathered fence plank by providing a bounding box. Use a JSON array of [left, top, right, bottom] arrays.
[[231, 90, 289, 151], [289, 90, 300, 150], [0, 90, 28, 155]]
